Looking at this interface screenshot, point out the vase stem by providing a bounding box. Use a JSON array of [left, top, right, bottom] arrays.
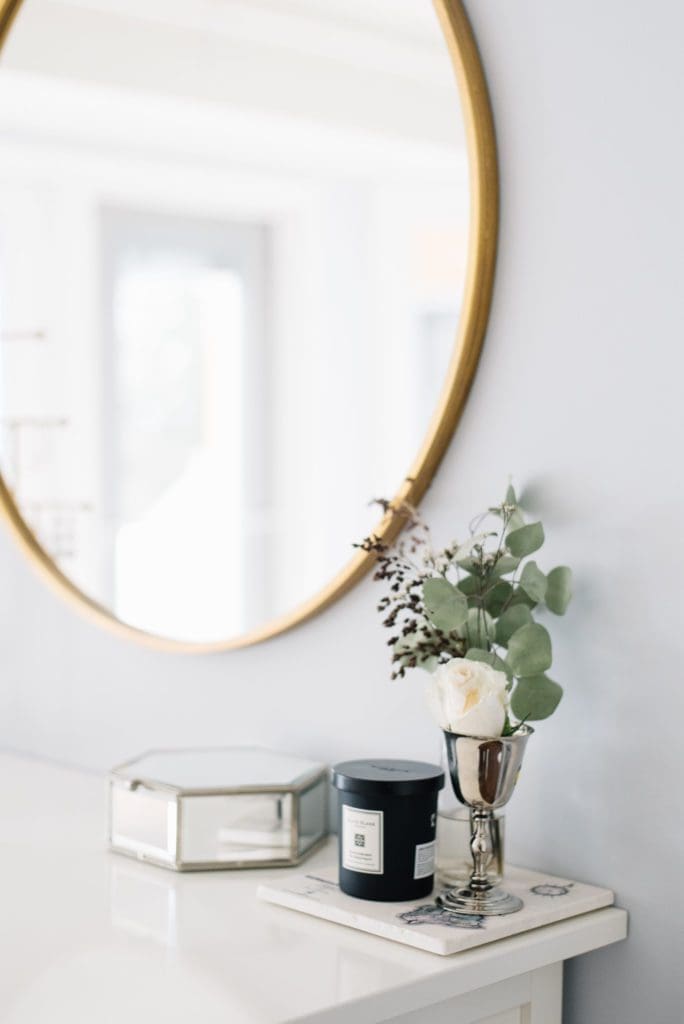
[[469, 808, 494, 893]]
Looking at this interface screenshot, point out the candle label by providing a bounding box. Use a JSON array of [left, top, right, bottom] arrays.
[[413, 840, 436, 880], [341, 805, 384, 874]]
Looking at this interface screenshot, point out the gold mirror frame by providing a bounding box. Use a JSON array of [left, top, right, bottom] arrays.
[[0, 0, 498, 653]]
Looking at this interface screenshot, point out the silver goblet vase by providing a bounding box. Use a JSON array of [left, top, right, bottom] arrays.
[[438, 726, 533, 916]]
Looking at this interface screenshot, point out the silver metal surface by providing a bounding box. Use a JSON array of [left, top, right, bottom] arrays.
[[436, 807, 504, 887], [107, 747, 329, 871], [110, 746, 326, 795], [438, 727, 532, 916]]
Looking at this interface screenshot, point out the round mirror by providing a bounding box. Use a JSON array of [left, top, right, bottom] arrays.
[[0, 0, 497, 649]]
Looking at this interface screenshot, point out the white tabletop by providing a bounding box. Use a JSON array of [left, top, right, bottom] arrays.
[[0, 753, 627, 1024]]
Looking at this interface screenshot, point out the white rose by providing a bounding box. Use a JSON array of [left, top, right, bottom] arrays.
[[426, 657, 508, 738]]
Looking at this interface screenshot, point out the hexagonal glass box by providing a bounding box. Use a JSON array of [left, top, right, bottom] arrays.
[[108, 747, 328, 870]]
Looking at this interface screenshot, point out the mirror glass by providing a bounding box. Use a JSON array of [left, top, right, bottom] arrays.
[[0, 0, 470, 644]]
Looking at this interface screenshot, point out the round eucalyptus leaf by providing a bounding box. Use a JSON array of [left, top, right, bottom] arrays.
[[495, 603, 533, 645], [507, 588, 538, 610], [456, 555, 480, 573], [511, 675, 563, 720], [423, 577, 468, 632], [508, 509, 525, 531], [519, 560, 547, 603], [466, 647, 512, 679], [457, 574, 480, 597], [465, 607, 495, 648], [484, 579, 513, 617], [492, 554, 520, 578], [504, 488, 525, 531], [545, 566, 573, 615], [506, 622, 552, 677], [507, 521, 545, 557]]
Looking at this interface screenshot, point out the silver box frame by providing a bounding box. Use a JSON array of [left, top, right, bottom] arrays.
[[107, 747, 329, 871]]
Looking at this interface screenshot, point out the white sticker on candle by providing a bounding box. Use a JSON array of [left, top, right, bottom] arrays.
[[342, 805, 384, 874], [413, 840, 436, 879]]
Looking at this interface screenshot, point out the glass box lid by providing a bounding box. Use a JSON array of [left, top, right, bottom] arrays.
[[111, 747, 326, 794]]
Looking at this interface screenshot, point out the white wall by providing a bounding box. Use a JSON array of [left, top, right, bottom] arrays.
[[0, 1, 682, 1021]]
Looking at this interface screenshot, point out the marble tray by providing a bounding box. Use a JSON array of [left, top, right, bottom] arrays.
[[257, 865, 614, 956]]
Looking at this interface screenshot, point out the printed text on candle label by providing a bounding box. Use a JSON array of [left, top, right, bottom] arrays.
[[413, 840, 436, 879], [342, 806, 384, 874]]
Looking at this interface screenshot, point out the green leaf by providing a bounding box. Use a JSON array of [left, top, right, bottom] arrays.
[[503, 484, 525, 530], [484, 579, 513, 617], [510, 511, 525, 531], [456, 555, 480, 573], [457, 574, 480, 597], [545, 566, 573, 615], [511, 675, 563, 721], [491, 554, 520, 577], [423, 578, 468, 632], [507, 588, 538, 610], [466, 648, 512, 680], [519, 561, 547, 603], [507, 521, 545, 557], [506, 622, 552, 677], [495, 604, 533, 645], [465, 607, 495, 648]]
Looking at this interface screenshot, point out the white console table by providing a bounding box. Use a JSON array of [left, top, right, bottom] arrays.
[[0, 753, 626, 1024]]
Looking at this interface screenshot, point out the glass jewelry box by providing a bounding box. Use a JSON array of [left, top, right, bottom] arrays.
[[108, 747, 328, 871]]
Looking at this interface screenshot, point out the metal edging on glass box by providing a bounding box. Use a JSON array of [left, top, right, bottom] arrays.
[[107, 749, 329, 871]]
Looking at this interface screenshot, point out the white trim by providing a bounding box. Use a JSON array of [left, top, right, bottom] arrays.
[[0, 70, 468, 183], [41, 0, 452, 83]]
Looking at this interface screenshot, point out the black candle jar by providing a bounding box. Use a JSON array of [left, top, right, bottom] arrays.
[[332, 759, 444, 902]]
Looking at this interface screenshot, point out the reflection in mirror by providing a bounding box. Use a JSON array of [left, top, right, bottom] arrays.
[[0, 0, 471, 644]]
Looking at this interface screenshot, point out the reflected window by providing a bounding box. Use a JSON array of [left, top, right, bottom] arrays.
[[101, 210, 269, 638]]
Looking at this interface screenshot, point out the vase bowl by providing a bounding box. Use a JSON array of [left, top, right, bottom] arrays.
[[442, 725, 532, 811]]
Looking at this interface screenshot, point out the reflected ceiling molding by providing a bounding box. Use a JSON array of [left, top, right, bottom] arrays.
[[0, 70, 468, 179], [46, 0, 452, 84]]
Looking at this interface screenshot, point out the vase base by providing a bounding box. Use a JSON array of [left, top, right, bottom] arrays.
[[438, 885, 523, 916]]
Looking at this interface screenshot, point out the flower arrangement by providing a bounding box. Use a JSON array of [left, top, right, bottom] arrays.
[[357, 486, 572, 738]]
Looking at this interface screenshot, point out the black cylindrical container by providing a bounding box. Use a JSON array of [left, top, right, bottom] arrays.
[[332, 759, 444, 902]]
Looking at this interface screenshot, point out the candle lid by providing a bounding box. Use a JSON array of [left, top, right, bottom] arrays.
[[332, 759, 444, 797]]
